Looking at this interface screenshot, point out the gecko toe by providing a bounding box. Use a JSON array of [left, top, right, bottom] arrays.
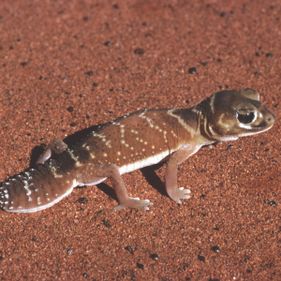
[[115, 197, 152, 211], [169, 187, 192, 203]]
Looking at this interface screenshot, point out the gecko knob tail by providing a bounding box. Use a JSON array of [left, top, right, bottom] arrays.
[[0, 164, 76, 213]]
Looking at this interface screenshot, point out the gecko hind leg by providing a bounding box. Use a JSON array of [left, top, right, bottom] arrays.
[[76, 163, 152, 210], [36, 139, 68, 164]]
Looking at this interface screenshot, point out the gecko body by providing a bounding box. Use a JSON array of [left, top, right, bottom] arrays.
[[0, 89, 275, 213]]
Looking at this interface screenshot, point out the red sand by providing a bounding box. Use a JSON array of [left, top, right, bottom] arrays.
[[0, 1, 280, 280]]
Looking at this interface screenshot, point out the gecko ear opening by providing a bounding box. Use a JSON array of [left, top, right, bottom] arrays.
[[240, 88, 260, 101]]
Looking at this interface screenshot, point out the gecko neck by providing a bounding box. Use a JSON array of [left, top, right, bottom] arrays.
[[191, 102, 223, 143]]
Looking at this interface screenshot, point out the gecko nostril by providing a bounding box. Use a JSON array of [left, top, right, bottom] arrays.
[[266, 115, 274, 123]]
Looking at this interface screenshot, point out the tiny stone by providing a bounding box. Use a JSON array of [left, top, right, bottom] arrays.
[[77, 197, 88, 204], [213, 225, 220, 231], [134, 48, 145, 56], [188, 67, 197, 74], [208, 278, 220, 281], [82, 16, 89, 21], [125, 245, 136, 254], [265, 52, 273, 58], [82, 272, 89, 279], [150, 253, 159, 261], [92, 82, 98, 90], [197, 255, 205, 262], [20, 61, 28, 67], [84, 70, 94, 76], [70, 122, 77, 127], [103, 40, 112, 47], [200, 61, 208, 66], [265, 199, 277, 207], [66, 247, 74, 255], [136, 262, 144, 270], [102, 219, 111, 228], [67, 106, 74, 113], [226, 144, 233, 150], [211, 245, 221, 253]]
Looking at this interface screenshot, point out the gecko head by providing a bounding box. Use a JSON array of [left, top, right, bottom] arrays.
[[199, 89, 275, 141]]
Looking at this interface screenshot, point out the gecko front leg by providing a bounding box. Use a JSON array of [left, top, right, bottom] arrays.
[[36, 139, 68, 164], [76, 163, 152, 210], [165, 144, 202, 204]]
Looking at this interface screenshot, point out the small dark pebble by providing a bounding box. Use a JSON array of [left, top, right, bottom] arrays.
[[136, 262, 144, 270], [82, 272, 89, 279], [70, 122, 77, 127], [219, 11, 226, 17], [200, 61, 208, 66], [265, 199, 277, 207], [66, 247, 73, 255], [208, 278, 220, 281], [150, 253, 159, 261], [188, 67, 197, 74], [84, 70, 94, 76], [20, 61, 29, 67], [77, 197, 88, 204], [124, 245, 136, 254], [67, 106, 74, 113], [200, 193, 206, 199], [265, 52, 273, 58], [134, 48, 145, 56], [103, 40, 112, 47], [226, 144, 233, 150], [197, 255, 206, 262], [211, 245, 221, 253], [0, 255, 3, 262], [112, 3, 119, 9], [92, 82, 98, 90], [82, 16, 89, 22], [102, 219, 111, 228], [213, 225, 220, 231], [31, 236, 38, 242], [246, 268, 253, 273]]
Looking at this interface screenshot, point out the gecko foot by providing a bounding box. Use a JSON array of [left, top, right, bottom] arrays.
[[169, 187, 191, 204], [114, 197, 153, 211]]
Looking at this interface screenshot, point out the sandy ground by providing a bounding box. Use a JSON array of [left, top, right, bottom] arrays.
[[0, 1, 280, 280]]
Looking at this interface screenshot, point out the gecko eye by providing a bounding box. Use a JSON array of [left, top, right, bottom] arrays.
[[236, 111, 256, 124]]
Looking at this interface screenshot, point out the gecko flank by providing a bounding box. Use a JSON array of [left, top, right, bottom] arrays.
[[0, 89, 275, 213]]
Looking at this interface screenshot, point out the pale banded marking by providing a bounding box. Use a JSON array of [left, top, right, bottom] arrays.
[[171, 130, 177, 139], [119, 150, 173, 175], [167, 109, 195, 136], [105, 140, 112, 148], [68, 149, 81, 163], [209, 94, 215, 113], [23, 179, 32, 196], [50, 165, 63, 178], [6, 179, 78, 213], [139, 114, 155, 128]]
